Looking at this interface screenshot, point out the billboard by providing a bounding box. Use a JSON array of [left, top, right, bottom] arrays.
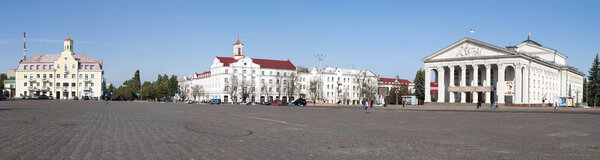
[[430, 82, 438, 94], [504, 81, 514, 96], [378, 87, 389, 96]]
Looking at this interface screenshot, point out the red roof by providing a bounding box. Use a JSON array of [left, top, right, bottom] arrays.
[[216, 56, 296, 70], [379, 78, 411, 84], [65, 37, 72, 41], [195, 71, 211, 76], [233, 40, 242, 45]]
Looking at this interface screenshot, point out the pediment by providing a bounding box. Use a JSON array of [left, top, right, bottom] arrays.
[[422, 38, 514, 61]]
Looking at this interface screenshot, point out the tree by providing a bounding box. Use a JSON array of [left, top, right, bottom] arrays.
[[309, 79, 321, 102], [297, 66, 310, 73], [413, 68, 425, 105], [588, 53, 600, 107], [226, 74, 238, 103], [285, 73, 300, 101], [0, 74, 6, 91], [583, 78, 587, 103], [191, 85, 204, 101], [385, 84, 409, 105], [354, 71, 377, 101]]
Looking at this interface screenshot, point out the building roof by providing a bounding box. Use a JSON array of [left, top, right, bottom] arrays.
[[233, 40, 243, 45], [216, 56, 296, 70], [379, 78, 411, 84], [20, 54, 102, 64]]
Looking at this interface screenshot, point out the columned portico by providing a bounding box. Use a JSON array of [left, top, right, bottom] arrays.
[[422, 37, 585, 105], [449, 66, 455, 103], [437, 66, 445, 103], [485, 64, 491, 103], [460, 65, 466, 103], [472, 65, 479, 103]]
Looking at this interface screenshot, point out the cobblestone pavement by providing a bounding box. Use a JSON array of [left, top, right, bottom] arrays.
[[1, 100, 599, 159]]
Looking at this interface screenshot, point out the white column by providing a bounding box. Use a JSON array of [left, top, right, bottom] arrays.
[[449, 66, 455, 103], [523, 66, 529, 104], [472, 65, 479, 103], [485, 64, 491, 103], [515, 64, 522, 104], [497, 64, 505, 104], [460, 65, 467, 103], [437, 66, 445, 103], [425, 67, 431, 103]]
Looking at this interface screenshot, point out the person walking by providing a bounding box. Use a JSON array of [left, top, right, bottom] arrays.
[[477, 100, 481, 109], [362, 98, 367, 111], [402, 99, 406, 108], [105, 94, 109, 105]]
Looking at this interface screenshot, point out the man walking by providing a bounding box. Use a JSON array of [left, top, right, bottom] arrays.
[[105, 94, 109, 105]]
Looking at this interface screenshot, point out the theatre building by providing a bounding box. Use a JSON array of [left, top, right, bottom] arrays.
[[422, 36, 584, 105]]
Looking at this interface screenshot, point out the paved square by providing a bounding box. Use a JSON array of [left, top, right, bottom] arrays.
[[1, 100, 599, 159]]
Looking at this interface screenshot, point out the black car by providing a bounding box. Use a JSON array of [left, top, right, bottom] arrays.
[[83, 96, 90, 100], [292, 98, 307, 106], [0, 93, 7, 101], [38, 95, 50, 100]]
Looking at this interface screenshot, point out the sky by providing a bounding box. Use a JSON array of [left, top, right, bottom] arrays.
[[1, 0, 599, 85]]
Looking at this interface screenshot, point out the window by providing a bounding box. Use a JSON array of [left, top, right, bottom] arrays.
[[36, 74, 40, 78], [24, 82, 27, 86], [71, 74, 75, 78], [224, 86, 229, 91], [49, 83, 53, 86], [57, 64, 60, 69], [23, 65, 27, 70], [72, 83, 76, 87], [225, 69, 229, 73], [30, 66, 33, 70], [79, 82, 82, 87], [56, 83, 60, 87], [225, 78, 229, 83], [79, 74, 82, 78], [252, 70, 256, 74], [72, 64, 75, 69], [49, 65, 53, 70], [91, 74, 94, 79], [43, 74, 46, 78], [24, 74, 27, 78], [64, 64, 67, 69], [243, 70, 247, 74], [57, 74, 61, 78], [261, 79, 265, 84], [36, 65, 39, 70], [262, 71, 265, 75], [85, 83, 88, 87], [85, 74, 88, 78], [49, 74, 53, 78], [91, 83, 94, 87], [43, 65, 46, 69], [64, 74, 68, 79], [91, 66, 94, 70], [234, 69, 238, 73], [29, 82, 33, 86], [269, 79, 273, 84]]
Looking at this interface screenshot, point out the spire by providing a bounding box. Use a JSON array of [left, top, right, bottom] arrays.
[[527, 31, 531, 40], [23, 32, 26, 60], [233, 32, 242, 45]]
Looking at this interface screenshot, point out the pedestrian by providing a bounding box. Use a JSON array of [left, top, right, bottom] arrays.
[[477, 100, 481, 109], [402, 100, 405, 108], [369, 100, 373, 108], [362, 99, 367, 111], [105, 94, 109, 105], [554, 102, 558, 110]]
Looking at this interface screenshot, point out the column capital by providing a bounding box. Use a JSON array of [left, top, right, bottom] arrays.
[[437, 66, 445, 72], [460, 65, 467, 70], [472, 65, 479, 69], [484, 64, 491, 68]]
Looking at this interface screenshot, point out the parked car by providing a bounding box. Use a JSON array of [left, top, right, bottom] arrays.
[[91, 97, 99, 101], [0, 93, 7, 101], [261, 102, 271, 105], [73, 96, 79, 100], [208, 99, 221, 104], [49, 96, 54, 100], [37, 95, 50, 100], [83, 96, 90, 100], [292, 98, 307, 106], [271, 100, 284, 106]]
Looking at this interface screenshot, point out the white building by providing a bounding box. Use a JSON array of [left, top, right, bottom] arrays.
[[297, 67, 379, 104], [422, 36, 585, 105], [179, 39, 298, 103], [15, 37, 105, 99]]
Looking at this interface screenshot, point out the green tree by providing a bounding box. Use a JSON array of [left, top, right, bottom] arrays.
[[297, 66, 310, 73], [583, 78, 587, 103], [588, 53, 600, 107], [0, 73, 6, 91], [413, 69, 425, 105]]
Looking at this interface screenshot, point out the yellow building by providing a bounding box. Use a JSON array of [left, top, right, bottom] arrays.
[[16, 37, 104, 99]]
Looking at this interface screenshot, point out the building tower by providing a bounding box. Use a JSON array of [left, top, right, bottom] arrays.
[[64, 37, 74, 52], [23, 32, 26, 61], [233, 35, 244, 59]]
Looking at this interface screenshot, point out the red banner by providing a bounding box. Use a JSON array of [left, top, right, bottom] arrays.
[[430, 82, 438, 94]]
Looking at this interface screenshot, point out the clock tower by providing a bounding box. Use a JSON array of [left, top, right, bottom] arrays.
[[233, 38, 244, 59]]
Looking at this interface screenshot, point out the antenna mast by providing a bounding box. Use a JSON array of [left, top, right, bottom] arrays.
[[23, 32, 27, 60]]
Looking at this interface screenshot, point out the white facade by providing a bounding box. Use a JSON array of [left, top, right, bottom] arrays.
[[179, 40, 299, 103], [15, 38, 105, 99], [422, 37, 585, 105], [297, 67, 379, 104]]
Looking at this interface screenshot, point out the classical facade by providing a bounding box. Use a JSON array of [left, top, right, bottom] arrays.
[[422, 37, 585, 105], [178, 39, 298, 103], [16, 37, 105, 99]]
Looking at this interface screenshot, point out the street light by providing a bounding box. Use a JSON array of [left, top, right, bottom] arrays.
[[395, 88, 400, 105]]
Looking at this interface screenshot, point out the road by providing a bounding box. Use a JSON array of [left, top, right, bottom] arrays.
[[1, 100, 599, 159]]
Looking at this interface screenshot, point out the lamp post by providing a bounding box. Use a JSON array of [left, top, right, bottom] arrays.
[[395, 88, 400, 105]]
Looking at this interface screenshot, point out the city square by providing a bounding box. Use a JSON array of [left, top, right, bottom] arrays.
[[1, 100, 599, 159]]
